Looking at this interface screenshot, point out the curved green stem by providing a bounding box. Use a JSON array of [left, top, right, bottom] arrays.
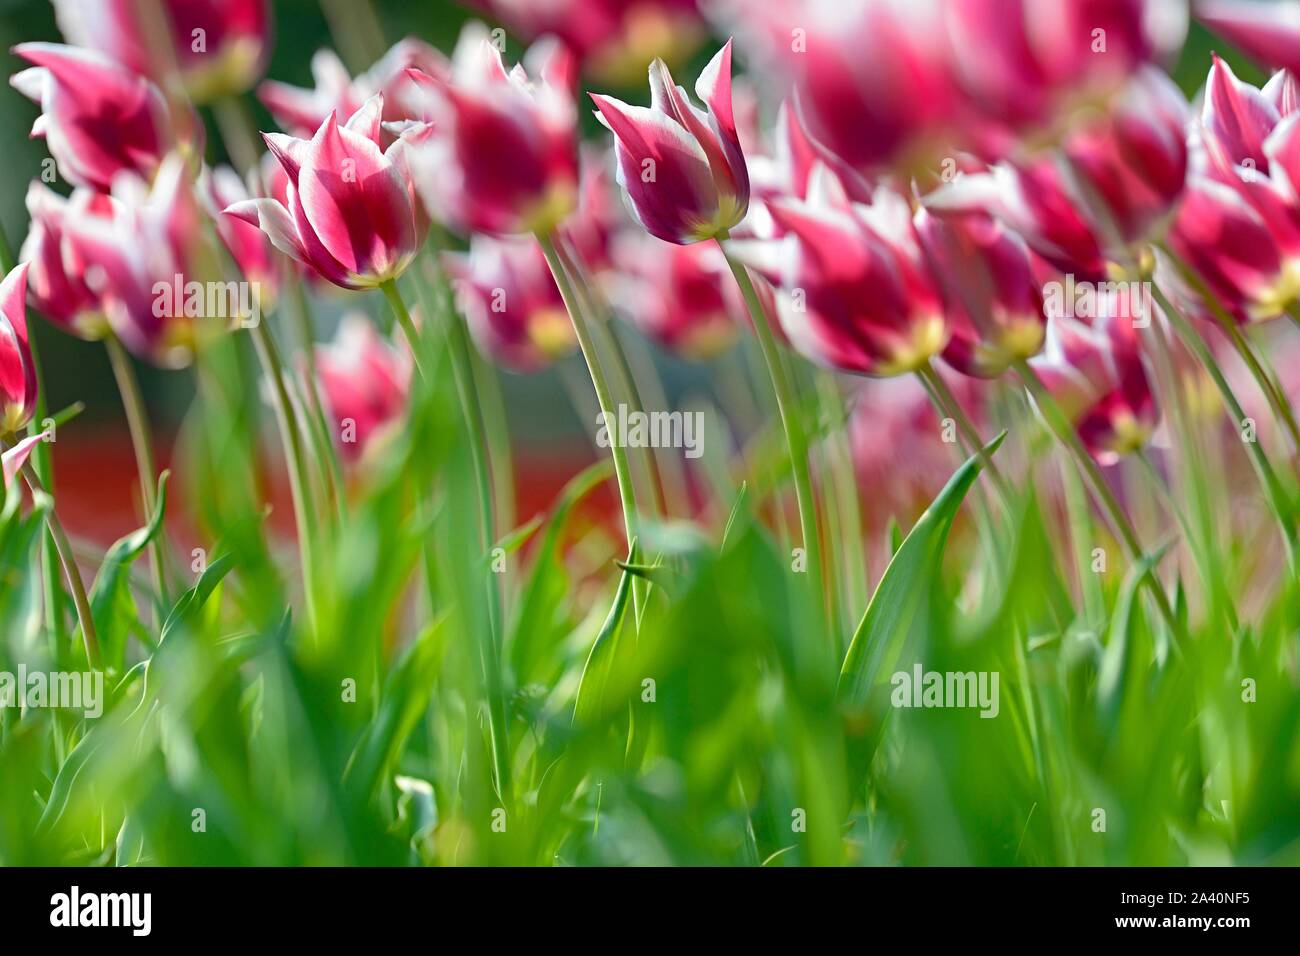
[[249, 320, 319, 633], [105, 336, 169, 612], [918, 360, 1014, 512], [718, 241, 828, 635], [537, 234, 641, 561]]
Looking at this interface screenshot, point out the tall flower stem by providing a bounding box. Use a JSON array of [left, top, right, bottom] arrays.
[[537, 235, 642, 564], [287, 278, 346, 525], [15, 460, 100, 670], [1013, 359, 1182, 641], [105, 336, 169, 611], [717, 240, 828, 634], [248, 320, 320, 633], [382, 275, 511, 800], [554, 239, 669, 519], [1150, 283, 1297, 571]]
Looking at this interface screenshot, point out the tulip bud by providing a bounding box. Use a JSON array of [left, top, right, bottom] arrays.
[[916, 208, 1045, 378], [406, 24, 579, 237], [11, 43, 182, 192], [591, 40, 749, 244], [0, 264, 38, 435], [446, 236, 575, 372], [225, 96, 428, 290], [316, 315, 411, 463]]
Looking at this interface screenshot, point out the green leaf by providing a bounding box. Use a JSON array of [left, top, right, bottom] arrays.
[[79, 472, 169, 671], [838, 433, 1004, 707], [573, 546, 636, 726]]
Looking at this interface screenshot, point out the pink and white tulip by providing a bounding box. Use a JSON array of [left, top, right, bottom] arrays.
[[20, 182, 112, 340], [445, 236, 575, 372], [610, 235, 744, 359], [224, 97, 427, 290], [591, 40, 748, 244], [916, 208, 1045, 379], [11, 43, 183, 192], [316, 315, 411, 463], [1195, 1, 1300, 75], [52, 0, 272, 103], [406, 24, 579, 237]]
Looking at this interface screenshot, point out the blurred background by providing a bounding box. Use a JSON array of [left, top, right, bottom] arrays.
[[0, 0, 1255, 546]]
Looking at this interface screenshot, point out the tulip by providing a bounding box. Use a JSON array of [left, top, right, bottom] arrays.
[[445, 236, 575, 372], [405, 24, 579, 237], [0, 264, 37, 435], [203, 165, 278, 309], [609, 234, 743, 359], [1030, 309, 1158, 464], [224, 96, 427, 291], [1167, 175, 1296, 322], [748, 168, 946, 378], [59, 153, 214, 366], [1196, 0, 1300, 75], [52, 0, 272, 103], [916, 208, 1046, 378], [590, 40, 749, 244], [315, 315, 411, 463], [258, 38, 449, 138], [11, 43, 181, 192], [20, 182, 112, 340], [464, 0, 705, 84]]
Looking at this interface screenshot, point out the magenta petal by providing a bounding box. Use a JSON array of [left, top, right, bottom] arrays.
[[1198, 0, 1300, 74], [1204, 53, 1280, 169], [2, 431, 45, 488]]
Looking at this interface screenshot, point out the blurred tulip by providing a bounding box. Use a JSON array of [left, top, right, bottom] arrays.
[[1196, 0, 1300, 75], [0, 264, 37, 435], [52, 0, 271, 103], [464, 0, 706, 84], [11, 43, 182, 192], [1031, 309, 1158, 463], [316, 315, 411, 462], [924, 69, 1187, 280], [446, 236, 575, 372], [20, 182, 112, 339], [60, 154, 215, 366], [1196, 56, 1300, 307], [258, 38, 449, 138], [562, 147, 625, 276], [406, 24, 578, 236], [203, 165, 278, 311], [717, 0, 1185, 175], [1167, 175, 1295, 322], [610, 234, 742, 358], [916, 208, 1045, 378], [743, 167, 946, 377], [225, 97, 427, 290], [591, 40, 748, 244]]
